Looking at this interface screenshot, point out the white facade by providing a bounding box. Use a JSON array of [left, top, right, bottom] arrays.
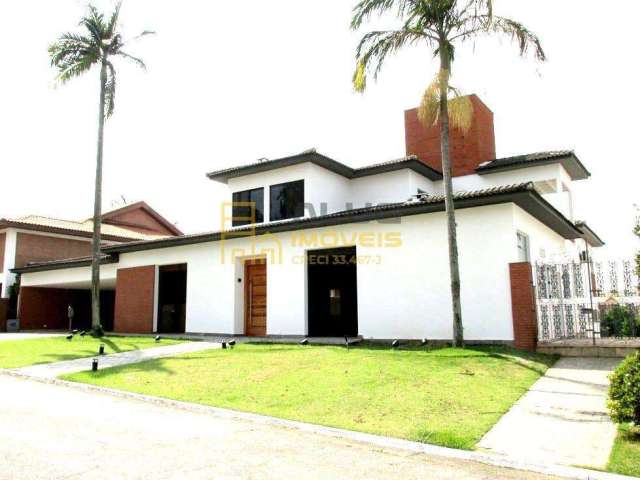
[[21, 202, 569, 341]]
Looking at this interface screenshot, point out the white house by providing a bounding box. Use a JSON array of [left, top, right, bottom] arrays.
[[12, 96, 603, 349]]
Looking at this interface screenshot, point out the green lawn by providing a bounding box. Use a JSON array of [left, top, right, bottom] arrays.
[[0, 335, 184, 369], [63, 343, 554, 449], [608, 425, 640, 477]]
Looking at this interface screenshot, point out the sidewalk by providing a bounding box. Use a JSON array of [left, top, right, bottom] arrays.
[[478, 357, 620, 469], [11, 341, 219, 379]]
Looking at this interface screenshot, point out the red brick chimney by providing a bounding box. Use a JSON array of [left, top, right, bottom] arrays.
[[404, 94, 496, 177]]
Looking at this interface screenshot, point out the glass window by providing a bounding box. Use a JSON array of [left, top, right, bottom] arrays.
[[270, 180, 304, 221], [517, 231, 531, 262], [231, 188, 264, 226]]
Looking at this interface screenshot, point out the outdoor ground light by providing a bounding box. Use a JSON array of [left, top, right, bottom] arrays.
[[221, 341, 227, 349], [228, 340, 236, 348], [72, 329, 78, 334], [92, 358, 98, 371], [80, 330, 86, 336], [155, 335, 161, 342], [421, 338, 428, 346], [299, 338, 309, 346], [99, 344, 105, 355], [391, 339, 400, 349], [66, 334, 73, 341]]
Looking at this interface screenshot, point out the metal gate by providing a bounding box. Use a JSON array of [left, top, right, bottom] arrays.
[[535, 258, 640, 341]]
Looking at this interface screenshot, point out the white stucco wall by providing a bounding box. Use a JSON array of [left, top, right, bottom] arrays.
[[1, 229, 17, 298], [18, 201, 570, 341]]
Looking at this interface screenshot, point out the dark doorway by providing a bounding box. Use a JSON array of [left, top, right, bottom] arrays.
[[157, 264, 187, 334], [307, 247, 358, 337]]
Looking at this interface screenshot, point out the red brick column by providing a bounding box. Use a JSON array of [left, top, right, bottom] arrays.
[[509, 262, 538, 351], [114, 266, 155, 333]]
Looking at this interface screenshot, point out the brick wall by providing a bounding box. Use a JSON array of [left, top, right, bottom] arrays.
[[509, 262, 538, 352], [404, 94, 496, 177], [0, 233, 6, 273], [14, 233, 92, 268], [114, 266, 155, 333], [18, 287, 72, 330]]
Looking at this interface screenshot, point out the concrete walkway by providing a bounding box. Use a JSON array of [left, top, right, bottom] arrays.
[[0, 375, 568, 480], [478, 357, 620, 469], [11, 341, 219, 379]]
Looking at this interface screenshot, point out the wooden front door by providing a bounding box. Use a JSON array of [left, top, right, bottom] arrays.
[[244, 259, 267, 336]]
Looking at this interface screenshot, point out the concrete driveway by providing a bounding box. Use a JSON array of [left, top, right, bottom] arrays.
[[0, 375, 564, 480]]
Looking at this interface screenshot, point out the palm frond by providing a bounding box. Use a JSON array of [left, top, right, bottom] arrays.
[[418, 72, 474, 132], [489, 16, 546, 61], [351, 0, 412, 30], [353, 29, 428, 92], [80, 4, 107, 45], [116, 51, 147, 70], [105, 1, 122, 38], [104, 61, 116, 118]]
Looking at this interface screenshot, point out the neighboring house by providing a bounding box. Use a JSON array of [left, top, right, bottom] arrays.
[[12, 96, 603, 349], [0, 201, 181, 330]]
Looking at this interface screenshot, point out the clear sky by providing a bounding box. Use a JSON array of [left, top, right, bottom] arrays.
[[1, 0, 638, 258]]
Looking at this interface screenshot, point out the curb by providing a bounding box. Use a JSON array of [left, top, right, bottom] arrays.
[[1, 369, 634, 480]]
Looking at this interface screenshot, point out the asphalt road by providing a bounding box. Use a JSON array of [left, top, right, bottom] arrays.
[[0, 375, 563, 480]]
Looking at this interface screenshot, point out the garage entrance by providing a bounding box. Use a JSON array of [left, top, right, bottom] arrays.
[[307, 247, 358, 337], [157, 264, 187, 334]]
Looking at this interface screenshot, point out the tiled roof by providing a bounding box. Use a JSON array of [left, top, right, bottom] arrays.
[[477, 150, 590, 179], [206, 150, 443, 182], [0, 215, 168, 241]]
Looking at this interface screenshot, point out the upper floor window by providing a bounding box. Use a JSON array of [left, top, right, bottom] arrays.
[[270, 180, 304, 221], [232, 188, 264, 226], [517, 231, 531, 262]]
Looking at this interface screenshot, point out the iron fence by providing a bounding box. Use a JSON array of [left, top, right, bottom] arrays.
[[535, 258, 640, 341]]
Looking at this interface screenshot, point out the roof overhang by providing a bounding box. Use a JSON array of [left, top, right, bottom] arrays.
[[575, 221, 605, 247], [477, 152, 590, 180], [12, 254, 120, 274], [206, 151, 442, 183], [0, 221, 140, 243]]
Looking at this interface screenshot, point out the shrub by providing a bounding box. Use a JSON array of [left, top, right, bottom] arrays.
[[609, 352, 640, 433], [601, 305, 639, 337]]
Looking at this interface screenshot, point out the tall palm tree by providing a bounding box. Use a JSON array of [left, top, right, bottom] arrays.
[[352, 0, 545, 347], [49, 2, 153, 335]]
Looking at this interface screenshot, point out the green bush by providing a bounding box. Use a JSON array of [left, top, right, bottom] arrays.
[[601, 306, 639, 337], [609, 352, 640, 433]]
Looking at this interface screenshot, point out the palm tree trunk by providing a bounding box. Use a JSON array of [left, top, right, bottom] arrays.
[[90, 60, 107, 336], [438, 43, 464, 348]]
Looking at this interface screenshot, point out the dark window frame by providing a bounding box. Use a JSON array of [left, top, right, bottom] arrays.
[[231, 187, 264, 226], [269, 179, 305, 222]]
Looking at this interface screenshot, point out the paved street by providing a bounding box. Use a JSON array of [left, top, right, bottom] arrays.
[[0, 375, 565, 480], [479, 357, 620, 469]]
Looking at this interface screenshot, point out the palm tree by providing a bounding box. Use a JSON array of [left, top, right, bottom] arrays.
[[352, 0, 545, 347], [49, 2, 153, 335]]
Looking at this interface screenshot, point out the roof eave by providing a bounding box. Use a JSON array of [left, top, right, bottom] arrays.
[[477, 153, 591, 181], [11, 254, 120, 274], [575, 221, 605, 247]]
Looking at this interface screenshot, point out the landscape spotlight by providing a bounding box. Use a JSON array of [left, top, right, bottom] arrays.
[[72, 329, 78, 334], [66, 334, 73, 341], [228, 340, 236, 348], [99, 344, 105, 355], [92, 358, 98, 371], [391, 339, 400, 349], [299, 338, 309, 346], [155, 335, 161, 342], [421, 338, 428, 346], [80, 331, 87, 337], [221, 341, 227, 349]]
